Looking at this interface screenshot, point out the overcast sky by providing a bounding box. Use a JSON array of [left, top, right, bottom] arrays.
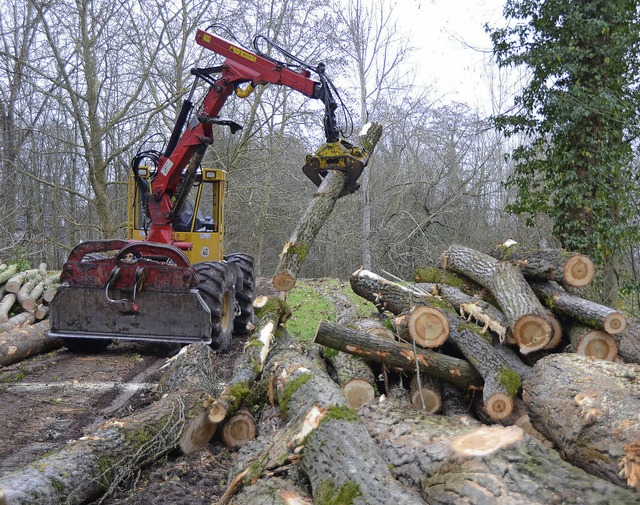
[[394, 0, 508, 110]]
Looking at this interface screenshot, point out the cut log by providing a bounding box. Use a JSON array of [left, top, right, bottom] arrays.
[[523, 353, 640, 490], [221, 407, 257, 449], [0, 321, 60, 366], [226, 476, 313, 505], [321, 348, 376, 409], [618, 320, 640, 365], [20, 278, 46, 312], [359, 398, 639, 503], [0, 343, 223, 503], [441, 244, 558, 354], [35, 304, 49, 321], [5, 269, 40, 294], [0, 264, 18, 285], [0, 293, 16, 323], [417, 281, 512, 344], [314, 320, 483, 390], [16, 273, 44, 311], [531, 280, 627, 334], [0, 311, 36, 332], [409, 373, 442, 413], [393, 305, 449, 348], [566, 323, 618, 361], [209, 297, 291, 424], [490, 241, 595, 288], [272, 123, 382, 292]]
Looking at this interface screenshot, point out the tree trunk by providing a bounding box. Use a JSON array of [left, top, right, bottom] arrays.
[[490, 242, 595, 288], [566, 323, 618, 361], [321, 348, 376, 409], [314, 320, 483, 390], [0, 265, 18, 285], [393, 306, 450, 348], [618, 319, 640, 365], [0, 343, 222, 504], [0, 294, 16, 323], [5, 269, 40, 294], [0, 311, 35, 332], [359, 398, 639, 503], [0, 321, 59, 366], [531, 280, 626, 334], [441, 244, 558, 354], [272, 123, 382, 292], [523, 353, 640, 491]]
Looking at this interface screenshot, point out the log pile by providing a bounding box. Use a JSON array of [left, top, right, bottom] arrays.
[[0, 262, 60, 330]]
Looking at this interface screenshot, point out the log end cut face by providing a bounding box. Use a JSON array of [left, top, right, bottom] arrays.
[[563, 254, 595, 288], [514, 315, 552, 354], [450, 425, 525, 457], [576, 330, 618, 361], [409, 306, 450, 348]]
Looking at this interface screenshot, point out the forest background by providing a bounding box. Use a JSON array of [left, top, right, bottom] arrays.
[[2, 0, 640, 313]]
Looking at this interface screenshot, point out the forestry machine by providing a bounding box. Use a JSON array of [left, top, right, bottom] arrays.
[[48, 28, 372, 352]]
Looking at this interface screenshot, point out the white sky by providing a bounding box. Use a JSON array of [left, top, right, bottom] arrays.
[[394, 0, 508, 111]]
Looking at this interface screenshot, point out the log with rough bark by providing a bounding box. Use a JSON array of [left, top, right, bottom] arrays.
[[359, 398, 639, 504], [209, 297, 291, 424], [321, 347, 376, 409], [0, 264, 18, 285], [314, 320, 483, 390], [393, 305, 449, 348], [5, 269, 40, 294], [441, 244, 558, 354], [221, 407, 256, 449], [523, 353, 640, 491], [618, 320, 640, 365], [0, 311, 36, 332], [566, 322, 618, 361], [0, 321, 59, 366], [418, 281, 512, 344], [0, 343, 223, 504], [272, 123, 383, 292], [531, 280, 627, 334], [409, 373, 442, 413], [221, 329, 427, 505], [490, 241, 596, 288], [0, 294, 16, 323]]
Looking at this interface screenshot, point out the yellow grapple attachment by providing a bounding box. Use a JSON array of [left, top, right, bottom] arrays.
[[302, 140, 370, 197]]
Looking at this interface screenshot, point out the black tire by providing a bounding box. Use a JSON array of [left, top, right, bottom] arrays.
[[194, 261, 236, 352], [225, 253, 255, 335], [63, 338, 111, 353]]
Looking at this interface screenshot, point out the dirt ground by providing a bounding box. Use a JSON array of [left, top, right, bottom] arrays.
[[0, 277, 331, 505]]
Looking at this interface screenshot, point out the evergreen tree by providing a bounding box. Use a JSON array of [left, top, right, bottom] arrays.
[[488, 0, 640, 303]]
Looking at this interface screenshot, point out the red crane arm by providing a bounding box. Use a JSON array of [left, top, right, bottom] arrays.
[[146, 29, 322, 244]]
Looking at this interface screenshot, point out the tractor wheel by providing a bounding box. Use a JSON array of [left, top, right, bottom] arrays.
[[194, 261, 236, 352], [63, 338, 111, 353], [225, 253, 255, 335]]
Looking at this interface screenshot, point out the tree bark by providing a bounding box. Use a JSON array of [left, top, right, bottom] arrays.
[[5, 269, 41, 294], [314, 320, 483, 390], [0, 321, 59, 366], [441, 244, 558, 354], [0, 343, 222, 504], [531, 280, 627, 334], [618, 319, 640, 365], [0, 265, 18, 285], [523, 353, 640, 491], [0, 311, 35, 332], [321, 348, 376, 409], [490, 242, 595, 288], [272, 123, 382, 292], [0, 294, 16, 323], [359, 398, 639, 504]]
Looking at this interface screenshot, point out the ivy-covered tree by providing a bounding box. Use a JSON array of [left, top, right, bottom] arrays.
[[487, 0, 640, 303]]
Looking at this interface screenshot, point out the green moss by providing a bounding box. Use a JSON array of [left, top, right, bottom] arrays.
[[497, 367, 521, 397], [382, 318, 394, 331], [319, 405, 361, 426], [96, 456, 114, 489], [279, 373, 313, 414], [286, 283, 337, 342], [460, 322, 493, 345], [315, 480, 362, 505], [322, 346, 340, 359], [226, 382, 251, 411], [49, 477, 65, 493], [255, 298, 291, 320], [287, 242, 309, 262]]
